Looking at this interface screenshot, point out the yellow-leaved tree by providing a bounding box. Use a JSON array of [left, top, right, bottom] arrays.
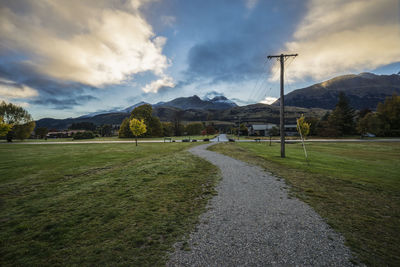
[[0, 116, 12, 137], [297, 114, 311, 162], [129, 118, 147, 146]]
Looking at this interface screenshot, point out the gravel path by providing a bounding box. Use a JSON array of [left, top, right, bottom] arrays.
[[168, 143, 354, 266]]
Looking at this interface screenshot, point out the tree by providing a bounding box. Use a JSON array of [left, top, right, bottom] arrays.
[[205, 125, 216, 135], [304, 117, 319, 136], [119, 118, 134, 138], [162, 122, 174, 137], [185, 122, 204, 135], [239, 123, 248, 136], [357, 112, 384, 137], [377, 94, 400, 136], [35, 127, 48, 139], [129, 104, 162, 137], [100, 124, 112, 137], [130, 118, 147, 146], [268, 126, 279, 146], [328, 92, 356, 136], [296, 114, 310, 138], [0, 116, 12, 137], [297, 114, 310, 162], [69, 122, 96, 131], [14, 121, 36, 140], [0, 101, 34, 141]]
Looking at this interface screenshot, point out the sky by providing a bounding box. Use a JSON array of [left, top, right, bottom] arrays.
[[0, 0, 399, 119]]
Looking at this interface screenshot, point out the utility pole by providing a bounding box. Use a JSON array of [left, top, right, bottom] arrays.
[[267, 53, 298, 158]]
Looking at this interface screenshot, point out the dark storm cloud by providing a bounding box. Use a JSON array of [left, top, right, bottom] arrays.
[[32, 95, 98, 110], [0, 61, 98, 108]]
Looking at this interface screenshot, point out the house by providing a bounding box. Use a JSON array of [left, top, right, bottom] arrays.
[[47, 130, 86, 138], [248, 123, 277, 136], [247, 123, 299, 136], [284, 124, 298, 136]]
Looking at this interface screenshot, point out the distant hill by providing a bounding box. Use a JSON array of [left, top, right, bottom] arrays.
[[154, 95, 237, 110], [36, 103, 327, 130], [273, 73, 400, 110]]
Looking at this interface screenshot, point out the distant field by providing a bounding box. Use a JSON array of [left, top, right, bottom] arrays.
[[0, 135, 214, 143], [209, 142, 400, 266], [0, 143, 219, 266]]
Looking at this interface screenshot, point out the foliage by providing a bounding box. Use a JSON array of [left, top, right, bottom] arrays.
[[296, 114, 310, 138], [0, 143, 218, 266], [377, 94, 400, 136], [130, 104, 162, 137], [129, 119, 147, 137], [118, 118, 134, 138], [0, 101, 35, 141], [72, 131, 95, 139], [172, 110, 184, 136], [304, 117, 319, 136], [0, 116, 12, 137], [185, 122, 204, 135], [239, 123, 248, 136], [327, 92, 356, 136], [100, 124, 112, 137], [12, 121, 36, 140], [162, 122, 174, 137], [69, 122, 96, 131], [205, 125, 216, 135], [130, 119, 147, 146], [0, 101, 32, 124], [269, 126, 279, 136], [357, 112, 384, 136], [35, 127, 49, 139]]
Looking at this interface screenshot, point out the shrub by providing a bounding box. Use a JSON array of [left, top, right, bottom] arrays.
[[73, 131, 95, 139]]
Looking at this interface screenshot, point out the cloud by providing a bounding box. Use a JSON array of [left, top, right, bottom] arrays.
[[276, 0, 400, 82], [142, 76, 175, 93], [161, 15, 176, 27], [259, 96, 277, 105], [0, 0, 171, 87], [0, 78, 38, 99], [244, 0, 259, 10], [32, 95, 98, 110]]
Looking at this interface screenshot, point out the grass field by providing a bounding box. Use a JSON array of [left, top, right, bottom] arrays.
[[0, 143, 219, 266], [209, 142, 400, 266], [0, 135, 214, 143]]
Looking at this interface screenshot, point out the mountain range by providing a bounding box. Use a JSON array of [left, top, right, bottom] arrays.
[[36, 72, 400, 130], [79, 95, 237, 118], [273, 72, 400, 110]]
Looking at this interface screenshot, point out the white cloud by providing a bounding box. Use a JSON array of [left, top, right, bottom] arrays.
[[0, 0, 172, 87], [273, 0, 400, 82], [0, 79, 38, 99], [244, 0, 259, 9], [259, 96, 277, 105], [161, 16, 176, 27], [142, 76, 175, 93]]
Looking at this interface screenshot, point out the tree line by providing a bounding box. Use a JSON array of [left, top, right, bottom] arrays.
[[305, 92, 400, 137], [118, 104, 217, 138]]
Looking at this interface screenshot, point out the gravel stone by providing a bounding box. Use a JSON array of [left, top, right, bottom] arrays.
[[167, 142, 354, 266]]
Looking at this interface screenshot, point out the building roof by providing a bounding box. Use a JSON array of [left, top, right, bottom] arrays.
[[251, 124, 277, 130]]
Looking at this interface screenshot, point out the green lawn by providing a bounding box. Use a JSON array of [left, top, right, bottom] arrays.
[[0, 135, 213, 143], [0, 143, 219, 266], [209, 142, 400, 266]]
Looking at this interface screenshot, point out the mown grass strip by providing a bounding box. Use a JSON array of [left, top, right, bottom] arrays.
[[0, 143, 219, 266], [209, 142, 400, 266]]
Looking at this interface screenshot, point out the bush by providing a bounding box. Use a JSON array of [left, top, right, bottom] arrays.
[[203, 138, 210, 142], [73, 131, 95, 140]]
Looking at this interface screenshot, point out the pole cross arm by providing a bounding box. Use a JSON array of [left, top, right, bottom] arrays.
[[267, 54, 298, 59]]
